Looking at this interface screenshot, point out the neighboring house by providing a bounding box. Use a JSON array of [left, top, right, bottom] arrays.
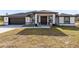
[[3, 10, 76, 27]]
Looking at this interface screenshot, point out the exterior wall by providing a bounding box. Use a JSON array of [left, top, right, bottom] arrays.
[[59, 17, 75, 26], [38, 15, 41, 24], [25, 17, 32, 25], [4, 17, 9, 25], [70, 17, 75, 24], [52, 14, 56, 24], [35, 14, 38, 25], [47, 16, 49, 25], [55, 17, 59, 25]]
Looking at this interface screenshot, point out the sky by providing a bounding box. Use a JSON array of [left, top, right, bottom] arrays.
[[0, 0, 78, 10], [0, 0, 79, 15], [0, 10, 79, 15]]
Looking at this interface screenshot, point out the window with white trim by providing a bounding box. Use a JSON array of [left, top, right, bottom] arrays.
[[64, 17, 70, 24]]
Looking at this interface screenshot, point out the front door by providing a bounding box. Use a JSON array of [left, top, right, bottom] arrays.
[[41, 16, 47, 25]]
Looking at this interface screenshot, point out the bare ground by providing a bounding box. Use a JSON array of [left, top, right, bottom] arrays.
[[0, 26, 79, 48]]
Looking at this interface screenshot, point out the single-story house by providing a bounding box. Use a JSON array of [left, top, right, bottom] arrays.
[[3, 10, 76, 27]]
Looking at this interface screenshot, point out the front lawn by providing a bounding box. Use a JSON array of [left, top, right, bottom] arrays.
[[0, 17, 4, 26], [0, 26, 79, 48]]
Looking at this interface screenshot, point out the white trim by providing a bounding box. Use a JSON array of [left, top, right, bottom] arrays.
[[40, 16, 41, 25], [35, 14, 37, 24], [25, 17, 32, 25], [39, 16, 41, 23], [4, 17, 9, 25], [47, 16, 49, 25], [52, 14, 55, 24]]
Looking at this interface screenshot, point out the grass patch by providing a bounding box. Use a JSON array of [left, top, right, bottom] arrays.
[[0, 17, 4, 26], [0, 26, 79, 48]]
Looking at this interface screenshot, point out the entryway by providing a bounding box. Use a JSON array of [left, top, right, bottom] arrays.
[[41, 16, 47, 25]]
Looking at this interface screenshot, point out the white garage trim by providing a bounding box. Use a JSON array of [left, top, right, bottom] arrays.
[[4, 17, 9, 25]]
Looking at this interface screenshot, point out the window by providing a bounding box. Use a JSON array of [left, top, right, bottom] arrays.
[[49, 16, 53, 23], [64, 17, 70, 24]]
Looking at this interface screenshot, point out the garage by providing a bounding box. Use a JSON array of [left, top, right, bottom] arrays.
[[9, 17, 25, 25]]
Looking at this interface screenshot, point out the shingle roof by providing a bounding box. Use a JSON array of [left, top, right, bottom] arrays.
[[58, 13, 76, 17], [2, 10, 76, 17], [75, 14, 79, 17], [4, 12, 33, 18], [3, 10, 58, 18], [29, 10, 58, 14], [8, 13, 30, 18]]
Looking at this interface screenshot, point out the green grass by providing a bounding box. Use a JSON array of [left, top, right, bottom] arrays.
[[0, 20, 3, 25], [0, 17, 4, 25]]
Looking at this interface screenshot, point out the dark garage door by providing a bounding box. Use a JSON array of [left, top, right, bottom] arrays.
[[9, 18, 25, 25]]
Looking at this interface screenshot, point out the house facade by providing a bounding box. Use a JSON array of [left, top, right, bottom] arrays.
[[3, 10, 76, 27]]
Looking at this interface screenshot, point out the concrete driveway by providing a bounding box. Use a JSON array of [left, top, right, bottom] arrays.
[[0, 25, 50, 33], [0, 28, 15, 33], [0, 25, 23, 33]]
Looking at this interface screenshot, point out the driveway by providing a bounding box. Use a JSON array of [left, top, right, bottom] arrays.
[[0, 28, 15, 33], [0, 25, 50, 33], [0, 25, 23, 33]]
